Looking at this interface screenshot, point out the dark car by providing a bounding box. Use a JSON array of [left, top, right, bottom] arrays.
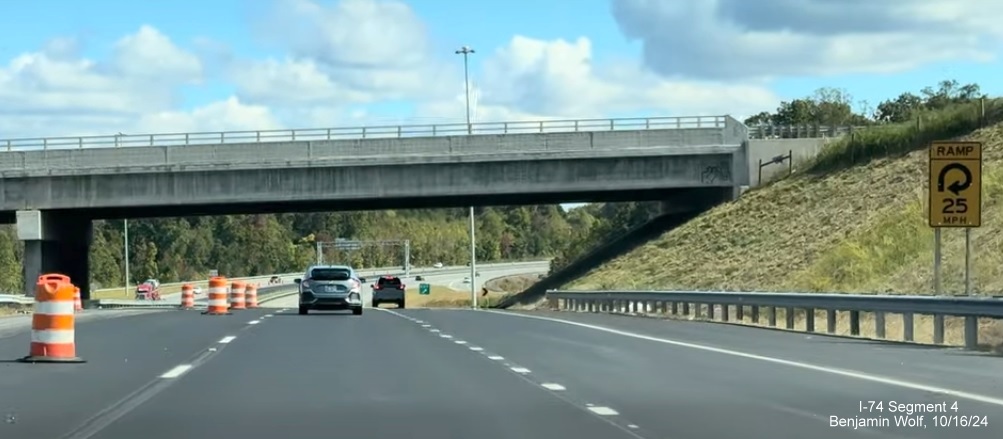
[[295, 265, 363, 316], [372, 276, 406, 308]]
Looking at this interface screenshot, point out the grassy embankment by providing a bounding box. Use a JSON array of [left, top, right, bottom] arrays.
[[568, 99, 1003, 350]]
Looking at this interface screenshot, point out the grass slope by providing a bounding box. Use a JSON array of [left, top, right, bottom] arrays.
[[568, 99, 1003, 349]]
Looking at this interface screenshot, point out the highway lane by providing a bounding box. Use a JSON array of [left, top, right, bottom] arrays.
[[0, 308, 274, 439], [0, 309, 165, 340], [261, 261, 550, 309], [390, 308, 1003, 438], [82, 310, 640, 439], [512, 310, 1003, 398]]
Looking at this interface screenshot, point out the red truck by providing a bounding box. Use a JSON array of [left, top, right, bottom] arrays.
[[135, 280, 162, 300]]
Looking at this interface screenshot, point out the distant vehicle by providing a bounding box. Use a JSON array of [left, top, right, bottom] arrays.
[[372, 276, 406, 309], [295, 265, 363, 316], [415, 275, 425, 281], [462, 277, 471, 284], [193, 286, 203, 296], [433, 262, 443, 269], [135, 281, 161, 301], [269, 276, 281, 285]]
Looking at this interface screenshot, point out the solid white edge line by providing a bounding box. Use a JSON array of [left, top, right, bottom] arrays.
[[160, 364, 193, 379], [218, 336, 237, 344], [478, 310, 1003, 407]]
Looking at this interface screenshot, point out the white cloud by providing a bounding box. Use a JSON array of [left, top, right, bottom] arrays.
[[0, 26, 276, 138], [611, 0, 1003, 80], [233, 0, 780, 126], [5, 0, 996, 141]]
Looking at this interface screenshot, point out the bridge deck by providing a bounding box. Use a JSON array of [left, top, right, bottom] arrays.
[[0, 116, 728, 151]]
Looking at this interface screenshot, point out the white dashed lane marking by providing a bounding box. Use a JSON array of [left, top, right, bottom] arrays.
[[218, 336, 237, 344], [380, 308, 644, 437], [248, 320, 261, 325], [587, 406, 619, 416], [160, 364, 193, 379]]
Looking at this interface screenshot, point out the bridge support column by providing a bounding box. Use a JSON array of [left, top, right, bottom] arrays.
[[16, 210, 92, 300]]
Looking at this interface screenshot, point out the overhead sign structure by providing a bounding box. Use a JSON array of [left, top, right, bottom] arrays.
[[929, 141, 982, 228]]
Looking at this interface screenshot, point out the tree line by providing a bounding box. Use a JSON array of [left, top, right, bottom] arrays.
[[0, 79, 986, 293]]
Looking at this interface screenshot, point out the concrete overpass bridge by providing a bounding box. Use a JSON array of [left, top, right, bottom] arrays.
[[0, 115, 751, 298]]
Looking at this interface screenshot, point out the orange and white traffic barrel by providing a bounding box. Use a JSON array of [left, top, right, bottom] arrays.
[[229, 281, 247, 310], [245, 284, 259, 309], [18, 274, 85, 363], [73, 286, 83, 312], [202, 277, 230, 315], [180, 284, 195, 309]]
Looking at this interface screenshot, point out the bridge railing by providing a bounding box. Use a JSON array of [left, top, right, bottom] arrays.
[[746, 124, 868, 140], [0, 115, 729, 151], [546, 290, 1003, 351]]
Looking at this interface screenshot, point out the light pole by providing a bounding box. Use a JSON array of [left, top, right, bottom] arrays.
[[123, 219, 130, 296], [455, 45, 477, 309]]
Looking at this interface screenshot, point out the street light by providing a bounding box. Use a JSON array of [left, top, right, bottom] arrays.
[[123, 219, 130, 296], [455, 45, 477, 309]]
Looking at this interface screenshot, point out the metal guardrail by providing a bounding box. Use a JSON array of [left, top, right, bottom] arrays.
[[0, 264, 411, 306], [91, 283, 298, 309], [0, 262, 544, 307], [0, 116, 728, 151], [546, 290, 1003, 350]]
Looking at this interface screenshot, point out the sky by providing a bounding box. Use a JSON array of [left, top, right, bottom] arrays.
[[0, 0, 1001, 140]]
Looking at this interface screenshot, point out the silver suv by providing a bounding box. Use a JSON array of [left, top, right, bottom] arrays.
[[295, 265, 363, 315]]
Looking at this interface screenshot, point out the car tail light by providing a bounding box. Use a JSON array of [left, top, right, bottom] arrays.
[[400, 284, 406, 289]]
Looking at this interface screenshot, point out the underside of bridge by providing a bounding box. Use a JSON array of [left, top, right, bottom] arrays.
[[5, 186, 733, 299]]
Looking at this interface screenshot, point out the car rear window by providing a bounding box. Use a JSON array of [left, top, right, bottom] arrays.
[[377, 277, 402, 287], [310, 268, 352, 281]]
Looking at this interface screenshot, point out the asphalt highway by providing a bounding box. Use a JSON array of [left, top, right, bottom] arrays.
[[2, 298, 1001, 438]]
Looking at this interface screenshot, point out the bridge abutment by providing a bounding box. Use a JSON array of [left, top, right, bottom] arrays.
[[16, 210, 92, 299]]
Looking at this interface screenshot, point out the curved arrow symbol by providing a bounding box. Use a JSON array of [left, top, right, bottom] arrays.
[[937, 163, 972, 196]]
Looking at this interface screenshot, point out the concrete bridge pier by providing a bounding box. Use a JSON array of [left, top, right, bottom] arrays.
[[16, 210, 92, 299]]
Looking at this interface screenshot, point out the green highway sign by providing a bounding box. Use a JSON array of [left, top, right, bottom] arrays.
[[419, 283, 431, 295]]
